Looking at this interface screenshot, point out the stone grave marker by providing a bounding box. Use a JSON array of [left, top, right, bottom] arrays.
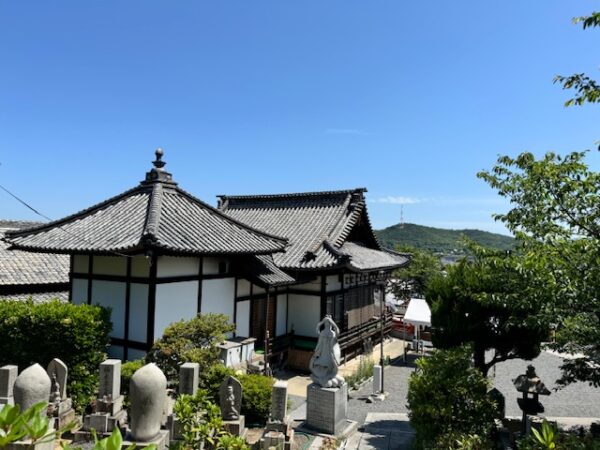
[[0, 365, 18, 405]]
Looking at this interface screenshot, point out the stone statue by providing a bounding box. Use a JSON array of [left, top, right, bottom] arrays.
[[219, 376, 242, 421], [309, 316, 345, 388]]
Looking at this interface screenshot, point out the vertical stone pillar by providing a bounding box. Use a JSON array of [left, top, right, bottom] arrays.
[[179, 363, 199, 396], [373, 365, 382, 394], [0, 365, 18, 405]]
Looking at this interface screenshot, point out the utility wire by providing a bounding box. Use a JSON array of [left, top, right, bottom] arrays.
[[0, 182, 133, 259]]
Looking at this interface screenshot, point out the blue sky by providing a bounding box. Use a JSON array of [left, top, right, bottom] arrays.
[[1, 1, 599, 235]]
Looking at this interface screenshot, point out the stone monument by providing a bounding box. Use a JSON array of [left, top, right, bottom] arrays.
[[46, 358, 76, 429], [219, 376, 246, 437], [14, 364, 51, 414], [259, 380, 294, 450], [166, 362, 201, 444], [123, 363, 169, 450], [305, 316, 355, 436], [78, 359, 127, 440], [0, 365, 18, 405]]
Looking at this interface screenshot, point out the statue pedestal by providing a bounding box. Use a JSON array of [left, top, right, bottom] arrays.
[[122, 430, 169, 450], [306, 382, 348, 435], [223, 415, 246, 438]]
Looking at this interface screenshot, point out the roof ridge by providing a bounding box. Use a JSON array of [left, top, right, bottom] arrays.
[[217, 187, 367, 202], [142, 183, 164, 243]]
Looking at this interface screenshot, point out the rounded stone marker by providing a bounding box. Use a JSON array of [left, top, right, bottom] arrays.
[[129, 363, 167, 442], [13, 363, 51, 412]]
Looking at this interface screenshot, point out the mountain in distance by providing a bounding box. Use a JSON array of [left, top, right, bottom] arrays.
[[375, 222, 514, 255]]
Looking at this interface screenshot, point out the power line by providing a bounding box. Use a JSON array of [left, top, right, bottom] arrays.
[[0, 182, 132, 259]]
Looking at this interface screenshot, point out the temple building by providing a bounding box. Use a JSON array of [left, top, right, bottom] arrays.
[[4, 150, 409, 362]]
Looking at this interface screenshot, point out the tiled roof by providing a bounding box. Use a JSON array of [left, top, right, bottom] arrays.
[[0, 227, 69, 287], [240, 255, 296, 287], [339, 241, 410, 271], [4, 151, 288, 256], [219, 188, 408, 272], [0, 291, 69, 303]]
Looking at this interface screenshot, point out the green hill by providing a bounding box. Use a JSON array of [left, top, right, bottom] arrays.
[[375, 223, 514, 254]]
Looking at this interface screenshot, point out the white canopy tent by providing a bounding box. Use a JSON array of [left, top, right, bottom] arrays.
[[403, 298, 431, 328]]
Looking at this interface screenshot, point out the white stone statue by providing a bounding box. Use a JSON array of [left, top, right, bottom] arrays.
[[309, 316, 345, 388]]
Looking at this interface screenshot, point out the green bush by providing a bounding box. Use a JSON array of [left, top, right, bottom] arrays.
[[346, 356, 375, 389], [0, 300, 111, 412], [120, 359, 144, 404], [145, 313, 234, 387], [407, 346, 497, 449], [198, 364, 273, 425]]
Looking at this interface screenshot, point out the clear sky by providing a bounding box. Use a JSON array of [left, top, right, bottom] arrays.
[[1, 1, 599, 235]]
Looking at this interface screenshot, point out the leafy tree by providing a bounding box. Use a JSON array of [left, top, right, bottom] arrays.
[[555, 12, 600, 109], [145, 313, 235, 386], [427, 245, 551, 376], [391, 244, 442, 300], [478, 151, 600, 386], [407, 346, 497, 449]]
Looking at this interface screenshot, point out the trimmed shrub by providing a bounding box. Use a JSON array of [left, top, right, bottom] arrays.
[[407, 346, 497, 449], [145, 313, 234, 387], [0, 300, 111, 411]]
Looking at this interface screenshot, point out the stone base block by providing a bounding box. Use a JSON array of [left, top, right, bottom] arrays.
[[0, 396, 14, 406], [52, 408, 77, 429], [122, 430, 169, 450], [166, 414, 184, 443], [261, 431, 285, 450], [264, 420, 291, 434], [306, 382, 348, 435], [83, 409, 127, 434], [223, 416, 246, 437]]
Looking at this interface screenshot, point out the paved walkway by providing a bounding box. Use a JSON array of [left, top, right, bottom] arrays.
[[346, 413, 415, 450]]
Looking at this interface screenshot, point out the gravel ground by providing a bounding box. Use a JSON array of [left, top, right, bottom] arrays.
[[346, 351, 600, 426]]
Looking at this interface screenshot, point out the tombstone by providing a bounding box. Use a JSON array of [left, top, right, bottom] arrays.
[[260, 380, 294, 450], [304, 316, 356, 436], [219, 376, 246, 437], [47, 358, 68, 400], [13, 364, 51, 414], [77, 359, 127, 441], [179, 362, 199, 396], [373, 365, 383, 395], [123, 363, 169, 450], [0, 365, 18, 405]]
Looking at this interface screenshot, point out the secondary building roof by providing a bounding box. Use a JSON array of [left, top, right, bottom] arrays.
[[4, 150, 288, 256], [218, 189, 409, 272], [0, 222, 69, 301]]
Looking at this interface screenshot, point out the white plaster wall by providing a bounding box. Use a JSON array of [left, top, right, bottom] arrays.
[[92, 280, 126, 339], [157, 256, 200, 277], [326, 275, 342, 292], [129, 283, 149, 343], [94, 256, 127, 276], [236, 300, 250, 337], [253, 284, 265, 294], [293, 278, 321, 292], [287, 294, 320, 337], [154, 281, 198, 339], [237, 279, 251, 297], [131, 256, 150, 278], [276, 294, 287, 337], [73, 255, 89, 273], [71, 279, 88, 305], [201, 278, 235, 321], [203, 257, 230, 275]]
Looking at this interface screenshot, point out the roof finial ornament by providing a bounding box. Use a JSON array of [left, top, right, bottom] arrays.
[[153, 148, 166, 169]]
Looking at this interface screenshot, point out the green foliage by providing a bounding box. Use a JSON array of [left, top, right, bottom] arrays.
[[215, 433, 250, 450], [531, 421, 558, 450], [427, 245, 551, 376], [0, 401, 76, 449], [61, 427, 155, 450], [435, 432, 493, 450], [345, 356, 374, 389], [197, 364, 274, 424], [391, 245, 442, 299], [0, 300, 111, 412], [145, 313, 235, 387], [121, 359, 144, 403], [479, 151, 600, 386], [172, 390, 222, 450], [375, 223, 514, 255], [407, 346, 497, 449]]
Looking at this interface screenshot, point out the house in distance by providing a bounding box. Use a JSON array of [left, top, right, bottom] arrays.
[[5, 149, 409, 363]]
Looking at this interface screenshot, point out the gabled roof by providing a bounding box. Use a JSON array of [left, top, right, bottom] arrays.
[[0, 225, 69, 287], [4, 150, 288, 256], [218, 188, 409, 271]]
